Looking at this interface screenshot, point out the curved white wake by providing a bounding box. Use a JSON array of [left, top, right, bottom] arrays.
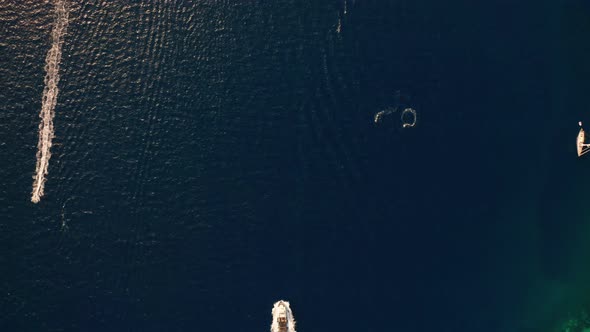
[[31, 0, 68, 203], [271, 300, 297, 332]]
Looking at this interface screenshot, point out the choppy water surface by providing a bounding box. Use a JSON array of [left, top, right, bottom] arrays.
[[0, 1, 587, 331]]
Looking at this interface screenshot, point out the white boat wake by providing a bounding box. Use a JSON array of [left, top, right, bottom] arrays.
[[31, 0, 68, 203], [271, 300, 297, 332], [401, 107, 417, 128]]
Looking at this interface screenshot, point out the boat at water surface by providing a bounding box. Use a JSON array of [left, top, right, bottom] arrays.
[[271, 300, 296, 332]]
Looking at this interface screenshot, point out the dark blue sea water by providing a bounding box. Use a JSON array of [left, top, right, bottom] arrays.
[[1, 1, 590, 331]]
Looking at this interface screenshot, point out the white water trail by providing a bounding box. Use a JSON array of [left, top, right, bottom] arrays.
[[374, 107, 397, 124], [31, 0, 68, 203], [271, 300, 297, 332], [401, 108, 417, 128]]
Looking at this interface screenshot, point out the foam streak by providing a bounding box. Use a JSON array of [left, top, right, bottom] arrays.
[[31, 0, 68, 203]]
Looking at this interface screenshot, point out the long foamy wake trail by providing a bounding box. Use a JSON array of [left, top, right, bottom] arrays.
[[271, 300, 297, 332], [31, 0, 68, 203]]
